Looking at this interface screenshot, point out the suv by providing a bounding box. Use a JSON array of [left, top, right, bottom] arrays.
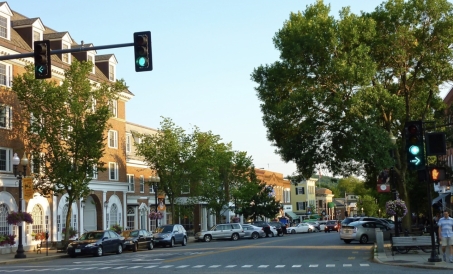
[[194, 223, 245, 242], [325, 220, 340, 232]]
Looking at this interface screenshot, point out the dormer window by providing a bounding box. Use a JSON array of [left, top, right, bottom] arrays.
[[0, 16, 7, 39], [62, 43, 70, 64], [109, 64, 115, 81], [88, 54, 95, 74]]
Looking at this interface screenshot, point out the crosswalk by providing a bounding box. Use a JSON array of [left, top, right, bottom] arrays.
[[0, 263, 371, 272]]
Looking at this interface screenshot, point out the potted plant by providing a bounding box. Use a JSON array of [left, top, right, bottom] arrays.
[[6, 211, 33, 225], [148, 211, 163, 220], [110, 224, 123, 234], [386, 199, 408, 218]]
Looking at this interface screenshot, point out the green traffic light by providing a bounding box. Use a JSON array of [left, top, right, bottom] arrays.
[[409, 145, 420, 155], [137, 57, 147, 67]]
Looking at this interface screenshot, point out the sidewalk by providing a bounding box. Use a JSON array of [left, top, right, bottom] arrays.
[[0, 248, 67, 265], [374, 241, 453, 270]]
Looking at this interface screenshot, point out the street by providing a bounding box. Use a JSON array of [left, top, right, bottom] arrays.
[[0, 232, 441, 273]]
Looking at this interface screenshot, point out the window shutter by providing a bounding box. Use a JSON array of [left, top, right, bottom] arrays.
[[295, 188, 299, 195]]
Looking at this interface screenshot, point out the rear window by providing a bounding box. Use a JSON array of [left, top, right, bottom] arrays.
[[327, 221, 337, 225]]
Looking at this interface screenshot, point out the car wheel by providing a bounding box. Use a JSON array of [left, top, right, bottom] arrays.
[[291, 230, 296, 234], [308, 229, 312, 233], [182, 237, 187, 246], [231, 233, 239, 241], [116, 244, 123, 254], [251, 232, 259, 239], [344, 239, 352, 244], [169, 238, 175, 247], [148, 241, 153, 250], [359, 235, 369, 244], [204, 235, 212, 242], [132, 242, 138, 252], [95, 246, 103, 257]]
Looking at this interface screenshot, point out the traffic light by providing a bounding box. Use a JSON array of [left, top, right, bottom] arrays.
[[426, 132, 447, 156], [404, 121, 425, 170], [33, 40, 51, 79], [133, 31, 152, 72], [428, 167, 446, 182]]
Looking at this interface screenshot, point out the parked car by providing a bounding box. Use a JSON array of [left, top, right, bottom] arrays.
[[194, 223, 245, 242], [153, 224, 187, 247], [121, 229, 154, 252], [268, 221, 285, 236], [251, 221, 277, 237], [340, 220, 392, 244], [307, 221, 322, 232], [325, 220, 340, 232], [241, 224, 266, 239], [67, 230, 125, 257], [318, 221, 327, 231], [341, 217, 360, 226], [287, 223, 314, 234]]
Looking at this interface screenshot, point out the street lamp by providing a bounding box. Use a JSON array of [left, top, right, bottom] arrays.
[[379, 208, 381, 218], [12, 152, 28, 259], [151, 175, 160, 225]]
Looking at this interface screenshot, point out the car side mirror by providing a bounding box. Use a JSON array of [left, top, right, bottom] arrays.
[[102, 237, 108, 241]]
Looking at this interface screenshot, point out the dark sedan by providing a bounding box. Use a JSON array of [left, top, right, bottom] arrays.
[[122, 229, 154, 251], [67, 230, 125, 257]]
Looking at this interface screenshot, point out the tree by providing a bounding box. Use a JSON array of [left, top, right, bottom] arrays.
[[13, 61, 126, 241], [251, 0, 453, 231]]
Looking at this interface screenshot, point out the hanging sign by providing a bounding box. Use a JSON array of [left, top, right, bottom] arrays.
[[23, 177, 34, 200]]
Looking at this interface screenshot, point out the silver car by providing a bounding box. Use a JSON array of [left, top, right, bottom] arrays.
[[241, 224, 266, 239], [194, 223, 245, 242], [340, 221, 392, 244]]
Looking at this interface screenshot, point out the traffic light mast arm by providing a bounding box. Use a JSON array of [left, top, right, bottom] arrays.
[[0, 42, 134, 61]]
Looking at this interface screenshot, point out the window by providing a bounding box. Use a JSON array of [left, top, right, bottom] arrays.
[[149, 177, 155, 193], [109, 162, 118, 180], [108, 130, 118, 148], [33, 31, 40, 43], [127, 206, 135, 230], [91, 164, 98, 180], [62, 44, 70, 63], [125, 134, 131, 154], [295, 187, 304, 195], [296, 202, 305, 211], [140, 176, 144, 193], [110, 204, 118, 226], [30, 113, 43, 134], [127, 174, 135, 192], [109, 64, 115, 81], [109, 100, 117, 117], [88, 54, 95, 74], [0, 105, 11, 129], [0, 204, 9, 235], [181, 179, 190, 194], [0, 63, 11, 87], [0, 147, 12, 172], [31, 204, 44, 234], [0, 16, 7, 39], [30, 152, 45, 174]]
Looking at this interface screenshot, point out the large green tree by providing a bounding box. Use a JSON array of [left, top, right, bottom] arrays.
[[13, 61, 126, 241], [251, 0, 453, 230]]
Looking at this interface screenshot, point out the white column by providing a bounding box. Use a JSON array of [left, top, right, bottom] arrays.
[[123, 192, 127, 230], [79, 198, 84, 237], [103, 191, 107, 230], [201, 206, 207, 231], [53, 195, 57, 242]]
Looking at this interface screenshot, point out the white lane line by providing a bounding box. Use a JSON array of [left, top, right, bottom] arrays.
[[292, 265, 302, 267], [242, 265, 253, 268], [144, 266, 158, 268], [275, 265, 285, 268], [176, 265, 189, 268], [309, 264, 319, 267], [193, 265, 205, 268], [160, 265, 174, 268], [326, 264, 335, 267], [360, 264, 370, 267], [98, 267, 112, 269], [209, 265, 221, 268], [225, 265, 236, 268], [343, 264, 352, 267], [112, 266, 127, 269], [128, 266, 142, 269], [258, 265, 269, 268]]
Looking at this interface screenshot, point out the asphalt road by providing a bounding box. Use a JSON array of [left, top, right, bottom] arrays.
[[0, 231, 441, 274]]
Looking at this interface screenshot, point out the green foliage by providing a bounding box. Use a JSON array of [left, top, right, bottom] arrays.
[[13, 60, 126, 241]]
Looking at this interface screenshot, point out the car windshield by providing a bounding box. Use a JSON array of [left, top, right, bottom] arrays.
[[156, 226, 173, 233], [129, 230, 139, 237], [79, 232, 104, 240], [347, 221, 361, 227]]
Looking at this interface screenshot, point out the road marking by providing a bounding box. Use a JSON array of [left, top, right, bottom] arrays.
[[242, 265, 253, 268], [258, 265, 269, 268], [144, 266, 158, 268], [209, 265, 221, 268], [129, 266, 142, 268], [98, 267, 112, 269], [226, 265, 236, 268], [176, 265, 189, 268], [193, 265, 205, 268], [160, 265, 173, 268], [292, 265, 302, 267], [276, 265, 285, 268], [348, 256, 355, 259], [326, 264, 335, 267], [360, 264, 370, 266], [309, 264, 319, 267], [343, 264, 352, 267]]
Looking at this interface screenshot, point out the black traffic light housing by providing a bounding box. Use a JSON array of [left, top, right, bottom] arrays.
[[426, 132, 447, 156], [133, 31, 152, 72], [33, 40, 51, 79], [404, 121, 425, 170]]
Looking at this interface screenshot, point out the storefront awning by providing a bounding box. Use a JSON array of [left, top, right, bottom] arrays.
[[285, 211, 298, 220], [432, 192, 450, 205], [328, 202, 335, 208]]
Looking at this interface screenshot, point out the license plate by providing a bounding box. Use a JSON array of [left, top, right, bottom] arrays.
[[75, 249, 81, 253]]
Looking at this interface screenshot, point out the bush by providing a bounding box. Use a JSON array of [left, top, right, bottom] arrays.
[[0, 234, 16, 246], [110, 224, 122, 234]]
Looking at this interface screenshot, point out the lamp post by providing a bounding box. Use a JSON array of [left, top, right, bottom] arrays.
[[151, 175, 160, 226], [361, 207, 364, 216], [389, 133, 400, 237], [379, 209, 381, 218], [12, 152, 28, 259]]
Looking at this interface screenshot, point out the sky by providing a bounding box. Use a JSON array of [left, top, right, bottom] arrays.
[[8, 0, 453, 179]]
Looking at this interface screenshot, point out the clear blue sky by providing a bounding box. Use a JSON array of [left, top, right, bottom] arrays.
[[8, 1, 452, 178]]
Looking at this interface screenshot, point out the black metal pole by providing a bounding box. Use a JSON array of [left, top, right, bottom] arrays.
[[155, 184, 158, 227], [14, 165, 26, 259], [390, 167, 400, 237], [427, 171, 441, 262]]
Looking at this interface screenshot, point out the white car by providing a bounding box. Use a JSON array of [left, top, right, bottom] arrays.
[[287, 223, 315, 234]]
